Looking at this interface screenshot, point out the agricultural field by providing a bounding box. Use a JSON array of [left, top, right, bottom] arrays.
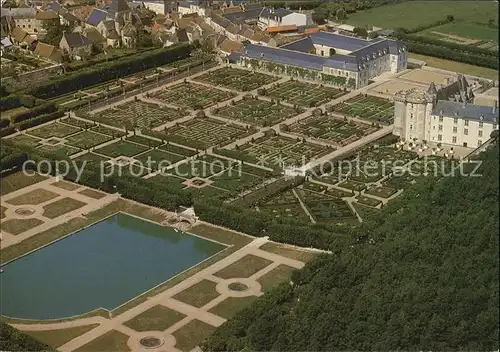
[[213, 97, 302, 127], [225, 134, 333, 168], [263, 80, 346, 107], [150, 82, 235, 110], [157, 117, 255, 149], [286, 115, 379, 146], [92, 100, 186, 130], [344, 1, 498, 31], [330, 94, 394, 124], [194, 67, 279, 91], [416, 22, 498, 49]]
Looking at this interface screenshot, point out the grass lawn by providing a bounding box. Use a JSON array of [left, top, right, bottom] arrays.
[[189, 224, 253, 247], [10, 134, 42, 147], [1, 218, 44, 235], [42, 197, 87, 219], [214, 254, 272, 279], [78, 188, 107, 199], [356, 195, 382, 208], [37, 144, 80, 157], [345, 1, 498, 30], [2, 106, 29, 119], [0, 172, 47, 196], [123, 305, 186, 332], [418, 22, 498, 42], [208, 296, 258, 320], [73, 329, 130, 352], [25, 324, 99, 348], [172, 279, 220, 308], [51, 181, 81, 191], [365, 186, 397, 198], [95, 140, 150, 158], [6, 188, 59, 205], [172, 319, 216, 352], [257, 264, 296, 292], [409, 53, 499, 80], [259, 242, 318, 262]]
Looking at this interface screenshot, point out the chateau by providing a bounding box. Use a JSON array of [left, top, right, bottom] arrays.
[[393, 76, 499, 148], [229, 31, 407, 89]]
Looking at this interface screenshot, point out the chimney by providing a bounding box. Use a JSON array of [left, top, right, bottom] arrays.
[[493, 100, 498, 114]]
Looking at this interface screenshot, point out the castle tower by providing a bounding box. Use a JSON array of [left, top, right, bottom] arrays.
[[393, 88, 435, 142]]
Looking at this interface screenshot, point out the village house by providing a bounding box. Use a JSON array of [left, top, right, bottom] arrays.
[[59, 30, 91, 59], [257, 7, 307, 30], [34, 40, 62, 62]]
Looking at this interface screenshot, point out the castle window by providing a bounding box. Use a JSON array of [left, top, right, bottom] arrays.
[[438, 134, 442, 141], [478, 130, 483, 137], [453, 126, 457, 133], [410, 113, 413, 119], [438, 125, 443, 131], [479, 122, 483, 128], [478, 140, 482, 146], [410, 124, 413, 130], [464, 120, 469, 126], [439, 116, 443, 122], [453, 117, 458, 124], [464, 129, 468, 135], [452, 136, 457, 144]]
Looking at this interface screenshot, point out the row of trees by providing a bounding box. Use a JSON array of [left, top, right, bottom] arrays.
[[203, 142, 499, 351]]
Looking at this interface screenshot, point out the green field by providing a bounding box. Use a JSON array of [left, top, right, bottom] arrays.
[[418, 22, 498, 43], [345, 1, 498, 30]]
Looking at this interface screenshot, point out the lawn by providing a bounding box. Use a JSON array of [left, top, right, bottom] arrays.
[[94, 140, 150, 158], [73, 330, 130, 352], [257, 264, 296, 292], [25, 324, 99, 349], [259, 242, 318, 262], [78, 188, 107, 199], [214, 254, 272, 279], [9, 134, 42, 148], [42, 197, 87, 219], [134, 149, 186, 170], [37, 144, 80, 157], [345, 1, 498, 30], [408, 53, 499, 80], [418, 22, 498, 43], [123, 305, 186, 332], [365, 186, 397, 198], [208, 296, 258, 320], [172, 279, 220, 308], [1, 218, 45, 235], [172, 319, 216, 352], [125, 135, 162, 148], [51, 181, 81, 191], [6, 188, 59, 205], [189, 224, 253, 247], [0, 172, 47, 196]]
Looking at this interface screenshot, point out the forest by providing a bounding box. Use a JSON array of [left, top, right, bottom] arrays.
[[202, 143, 499, 351]]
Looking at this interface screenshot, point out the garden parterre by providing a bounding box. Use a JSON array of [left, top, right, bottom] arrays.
[[92, 100, 186, 129], [194, 67, 279, 91], [150, 82, 236, 110], [330, 94, 394, 124], [262, 80, 346, 107], [286, 115, 379, 146], [213, 97, 303, 127]]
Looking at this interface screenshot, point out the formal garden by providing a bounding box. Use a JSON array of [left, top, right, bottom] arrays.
[[150, 82, 236, 110], [212, 96, 303, 127], [259, 80, 346, 107], [219, 132, 334, 168], [194, 67, 279, 91], [329, 94, 394, 124], [91, 99, 187, 130], [284, 114, 379, 146]]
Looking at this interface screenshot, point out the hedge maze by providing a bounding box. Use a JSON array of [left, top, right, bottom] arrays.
[[262, 80, 346, 107], [195, 67, 279, 91], [151, 82, 235, 110], [286, 115, 379, 146], [213, 97, 302, 127], [331, 94, 394, 124], [92, 100, 186, 129]]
